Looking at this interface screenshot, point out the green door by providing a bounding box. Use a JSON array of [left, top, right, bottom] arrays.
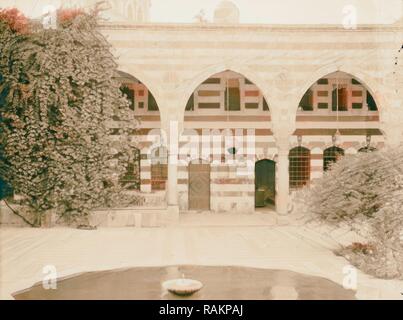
[[255, 160, 276, 207]]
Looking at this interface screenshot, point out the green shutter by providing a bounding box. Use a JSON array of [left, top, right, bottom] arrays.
[[199, 103, 220, 109], [185, 93, 194, 111], [224, 87, 241, 111], [332, 88, 337, 111], [245, 103, 259, 109], [202, 78, 221, 84], [263, 98, 269, 111], [300, 89, 313, 111], [367, 91, 377, 111], [318, 102, 328, 109], [148, 91, 159, 111]]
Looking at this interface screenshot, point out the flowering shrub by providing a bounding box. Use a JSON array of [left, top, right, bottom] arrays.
[[0, 8, 29, 34], [345, 242, 375, 255], [301, 147, 403, 279], [57, 8, 85, 27], [0, 10, 141, 227]]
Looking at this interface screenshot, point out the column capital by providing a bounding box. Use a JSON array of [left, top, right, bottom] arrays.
[[277, 148, 289, 157], [273, 132, 291, 153]]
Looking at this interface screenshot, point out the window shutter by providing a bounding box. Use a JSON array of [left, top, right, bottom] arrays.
[[367, 91, 377, 111], [300, 89, 313, 111], [185, 93, 194, 111], [263, 98, 270, 111], [148, 91, 159, 111], [224, 80, 241, 111]]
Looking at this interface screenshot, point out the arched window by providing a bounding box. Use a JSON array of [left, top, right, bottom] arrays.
[[186, 70, 268, 113], [323, 146, 344, 171], [151, 146, 168, 191], [148, 91, 159, 111], [299, 89, 313, 111], [366, 91, 378, 111], [289, 146, 311, 189], [120, 148, 141, 190], [299, 72, 379, 112]]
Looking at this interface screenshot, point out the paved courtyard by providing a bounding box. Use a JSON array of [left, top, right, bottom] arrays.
[[1, 214, 402, 300]]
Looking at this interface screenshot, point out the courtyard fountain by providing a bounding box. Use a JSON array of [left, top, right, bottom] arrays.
[[162, 274, 203, 296]]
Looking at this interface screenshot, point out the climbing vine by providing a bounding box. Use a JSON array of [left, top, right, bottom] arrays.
[[0, 8, 141, 226]]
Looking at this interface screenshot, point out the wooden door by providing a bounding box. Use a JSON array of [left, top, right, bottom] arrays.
[[188, 161, 210, 210]]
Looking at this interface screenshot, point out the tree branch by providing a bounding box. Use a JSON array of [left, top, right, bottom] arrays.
[[2, 199, 37, 227]]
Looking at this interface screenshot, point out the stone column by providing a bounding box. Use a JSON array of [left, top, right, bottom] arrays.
[[270, 99, 295, 216], [161, 106, 183, 222], [167, 151, 178, 206], [276, 147, 289, 215]]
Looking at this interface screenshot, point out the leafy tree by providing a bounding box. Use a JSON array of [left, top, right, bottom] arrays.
[[0, 8, 140, 226]]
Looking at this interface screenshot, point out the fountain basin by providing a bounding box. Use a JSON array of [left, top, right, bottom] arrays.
[[12, 265, 356, 300]]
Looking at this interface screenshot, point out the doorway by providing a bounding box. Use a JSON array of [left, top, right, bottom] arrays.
[[255, 159, 276, 207], [188, 159, 211, 210]]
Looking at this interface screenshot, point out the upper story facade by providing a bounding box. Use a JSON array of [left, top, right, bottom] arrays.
[[100, 18, 403, 147]]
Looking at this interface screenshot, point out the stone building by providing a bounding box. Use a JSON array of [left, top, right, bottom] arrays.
[[101, 1, 403, 222], [1, 0, 403, 226]]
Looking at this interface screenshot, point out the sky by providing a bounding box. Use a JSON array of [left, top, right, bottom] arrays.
[[0, 0, 402, 24], [150, 0, 402, 24]]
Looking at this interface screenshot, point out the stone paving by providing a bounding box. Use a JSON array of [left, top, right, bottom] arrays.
[[1, 213, 402, 300]]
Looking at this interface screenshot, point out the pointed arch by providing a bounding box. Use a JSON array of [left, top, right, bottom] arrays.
[[180, 65, 273, 119], [294, 66, 385, 121], [116, 69, 160, 113], [182, 69, 271, 118], [297, 71, 379, 114]]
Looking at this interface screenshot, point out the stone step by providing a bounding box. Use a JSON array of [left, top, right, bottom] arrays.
[[178, 212, 278, 227], [90, 208, 169, 228], [0, 202, 170, 228]]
